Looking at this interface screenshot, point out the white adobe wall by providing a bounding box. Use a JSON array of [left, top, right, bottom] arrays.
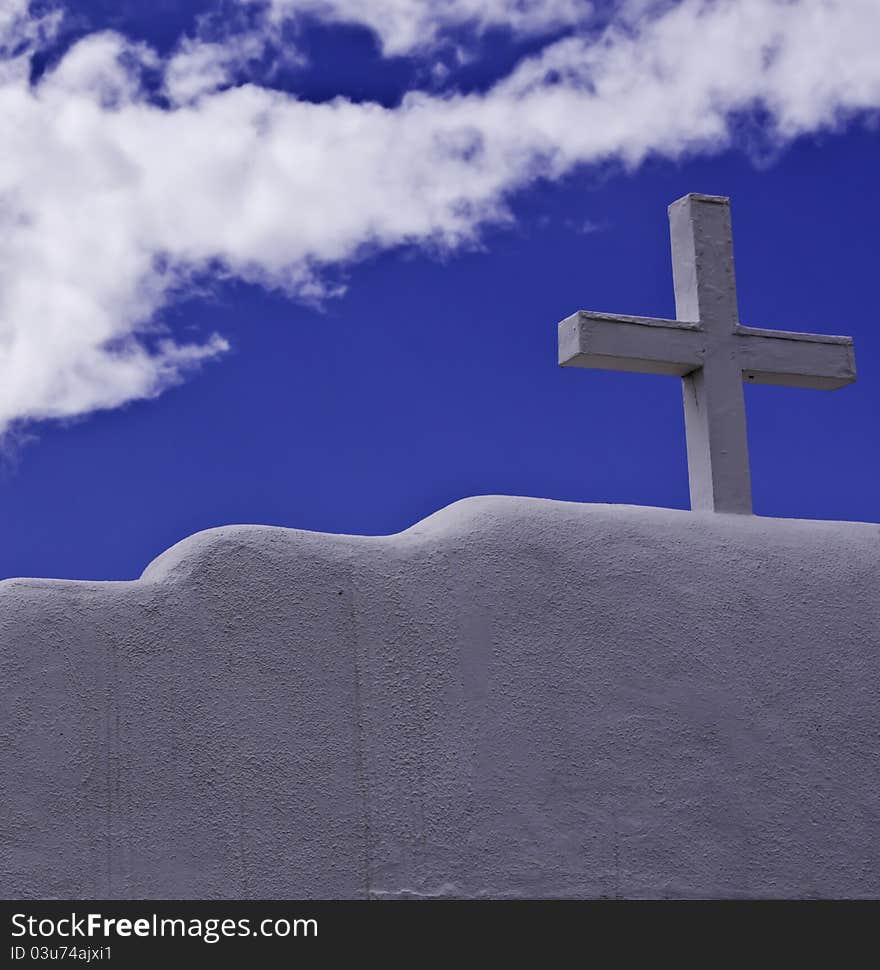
[[1, 496, 878, 898]]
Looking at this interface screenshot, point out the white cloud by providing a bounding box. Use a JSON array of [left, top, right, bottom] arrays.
[[0, 0, 879, 436]]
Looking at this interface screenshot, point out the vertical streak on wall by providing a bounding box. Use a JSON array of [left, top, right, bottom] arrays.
[[347, 549, 373, 900], [104, 637, 115, 896]]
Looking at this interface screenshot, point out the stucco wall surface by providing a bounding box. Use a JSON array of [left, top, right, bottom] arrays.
[[1, 496, 878, 899]]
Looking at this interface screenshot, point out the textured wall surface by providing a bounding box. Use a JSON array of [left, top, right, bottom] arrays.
[[1, 497, 878, 899]]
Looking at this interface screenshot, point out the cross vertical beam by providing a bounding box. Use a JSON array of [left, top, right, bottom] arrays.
[[670, 194, 752, 513]]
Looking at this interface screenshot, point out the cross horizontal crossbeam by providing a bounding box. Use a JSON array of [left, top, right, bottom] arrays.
[[560, 311, 855, 389]]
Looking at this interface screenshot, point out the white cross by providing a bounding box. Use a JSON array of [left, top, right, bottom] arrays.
[[558, 193, 857, 514]]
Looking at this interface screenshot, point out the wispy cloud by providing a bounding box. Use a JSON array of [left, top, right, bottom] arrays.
[[0, 0, 62, 71], [0, 0, 878, 436], [258, 0, 590, 55]]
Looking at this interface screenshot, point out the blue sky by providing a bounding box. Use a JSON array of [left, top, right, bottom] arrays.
[[0, 0, 878, 580]]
